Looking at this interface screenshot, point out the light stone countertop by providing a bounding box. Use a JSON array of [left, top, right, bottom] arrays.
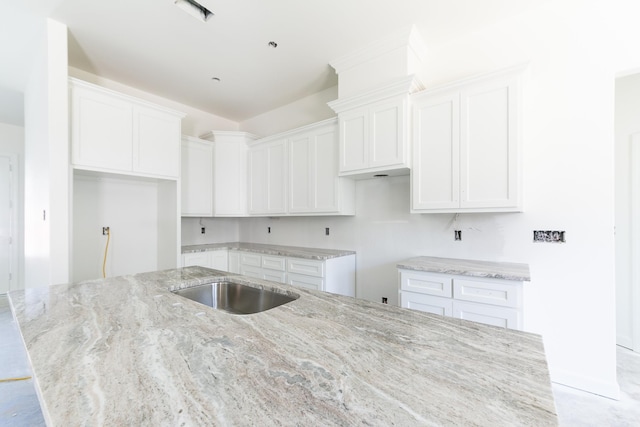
[[9, 267, 555, 426], [182, 242, 356, 260], [398, 256, 531, 282]]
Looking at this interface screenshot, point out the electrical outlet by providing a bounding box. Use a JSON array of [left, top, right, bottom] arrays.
[[533, 230, 565, 243], [325, 227, 330, 236], [201, 227, 205, 234], [455, 230, 462, 241], [102, 226, 110, 235], [381, 297, 388, 304]]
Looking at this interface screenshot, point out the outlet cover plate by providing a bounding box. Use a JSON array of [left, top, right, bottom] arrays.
[[533, 230, 565, 243]]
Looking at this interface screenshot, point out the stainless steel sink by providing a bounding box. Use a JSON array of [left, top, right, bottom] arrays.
[[172, 281, 298, 314]]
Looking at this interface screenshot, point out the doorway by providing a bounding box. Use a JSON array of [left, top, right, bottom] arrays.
[[0, 154, 17, 294], [615, 74, 640, 353]]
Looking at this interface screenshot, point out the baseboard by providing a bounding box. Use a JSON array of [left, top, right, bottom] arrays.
[[551, 369, 620, 400]]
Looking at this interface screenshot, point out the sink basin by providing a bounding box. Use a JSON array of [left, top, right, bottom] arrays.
[[172, 281, 298, 314]]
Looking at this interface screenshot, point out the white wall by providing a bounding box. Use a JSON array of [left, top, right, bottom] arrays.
[[615, 73, 640, 349], [23, 18, 69, 288], [240, 86, 338, 137], [0, 123, 24, 289], [68, 67, 239, 138], [181, 1, 640, 399], [73, 173, 163, 281]]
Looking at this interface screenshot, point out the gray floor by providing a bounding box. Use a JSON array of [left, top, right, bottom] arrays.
[[1, 296, 639, 426]]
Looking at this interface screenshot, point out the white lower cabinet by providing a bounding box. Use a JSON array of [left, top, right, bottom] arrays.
[[399, 270, 523, 330], [182, 250, 228, 271]]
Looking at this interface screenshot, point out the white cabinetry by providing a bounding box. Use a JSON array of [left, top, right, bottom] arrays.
[[411, 67, 523, 213], [70, 78, 184, 179], [329, 77, 418, 179], [181, 132, 256, 217], [399, 269, 524, 330], [182, 250, 229, 271], [181, 136, 213, 216], [248, 119, 355, 216], [248, 139, 288, 215], [231, 251, 355, 297]]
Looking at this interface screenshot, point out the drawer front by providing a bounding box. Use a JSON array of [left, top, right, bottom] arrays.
[[262, 255, 286, 271], [239, 265, 263, 279], [287, 258, 325, 278], [453, 278, 521, 308], [288, 273, 324, 291], [263, 270, 286, 283], [399, 270, 453, 297], [400, 291, 452, 316], [240, 253, 262, 267], [452, 300, 521, 330]]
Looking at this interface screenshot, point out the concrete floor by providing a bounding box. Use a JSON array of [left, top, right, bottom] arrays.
[[1, 295, 639, 426]]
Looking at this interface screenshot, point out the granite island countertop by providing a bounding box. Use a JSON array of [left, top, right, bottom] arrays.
[[182, 242, 356, 260], [398, 256, 531, 282], [9, 267, 555, 426]]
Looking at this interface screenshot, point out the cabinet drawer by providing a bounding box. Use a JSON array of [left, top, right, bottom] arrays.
[[288, 273, 324, 291], [262, 255, 286, 271], [453, 278, 520, 308], [453, 300, 521, 330], [240, 253, 262, 267], [182, 252, 210, 267], [263, 271, 286, 283], [400, 292, 453, 316], [239, 265, 262, 279], [287, 258, 325, 278], [399, 271, 452, 297]]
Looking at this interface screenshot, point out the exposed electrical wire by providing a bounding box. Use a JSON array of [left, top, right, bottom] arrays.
[[103, 227, 111, 278]]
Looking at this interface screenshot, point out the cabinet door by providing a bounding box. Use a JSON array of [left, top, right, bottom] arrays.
[[412, 91, 460, 210], [338, 109, 368, 173], [228, 251, 240, 273], [210, 250, 228, 271], [369, 97, 406, 168], [182, 252, 210, 267], [400, 291, 453, 316], [214, 140, 248, 216], [289, 133, 313, 212], [460, 75, 519, 209], [71, 85, 133, 171], [248, 140, 287, 215], [133, 106, 181, 178], [314, 128, 340, 212], [181, 138, 213, 216]]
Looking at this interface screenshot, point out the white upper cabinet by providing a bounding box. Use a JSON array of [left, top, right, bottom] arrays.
[[181, 132, 256, 217], [288, 119, 355, 214], [329, 78, 415, 179], [181, 136, 214, 216], [411, 67, 524, 213], [248, 139, 288, 215], [70, 78, 184, 179], [248, 118, 355, 216]]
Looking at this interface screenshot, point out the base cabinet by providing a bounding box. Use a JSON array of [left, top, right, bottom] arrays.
[[399, 269, 523, 330], [211, 250, 356, 297], [182, 250, 228, 271]]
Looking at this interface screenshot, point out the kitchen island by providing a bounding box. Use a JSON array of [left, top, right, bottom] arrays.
[[8, 267, 557, 426]]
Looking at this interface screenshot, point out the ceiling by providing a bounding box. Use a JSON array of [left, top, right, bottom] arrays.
[[0, 0, 540, 126]]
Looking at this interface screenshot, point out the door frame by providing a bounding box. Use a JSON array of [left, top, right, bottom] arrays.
[[0, 153, 18, 293], [631, 136, 640, 352]]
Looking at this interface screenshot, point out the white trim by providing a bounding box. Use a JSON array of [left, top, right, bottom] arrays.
[[631, 134, 640, 352], [0, 153, 19, 293], [551, 369, 621, 400]]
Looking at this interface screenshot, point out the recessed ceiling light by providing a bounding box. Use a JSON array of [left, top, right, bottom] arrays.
[[174, 0, 213, 23], [268, 41, 278, 48]]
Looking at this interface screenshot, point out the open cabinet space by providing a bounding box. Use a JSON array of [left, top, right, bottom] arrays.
[[72, 170, 178, 282]]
